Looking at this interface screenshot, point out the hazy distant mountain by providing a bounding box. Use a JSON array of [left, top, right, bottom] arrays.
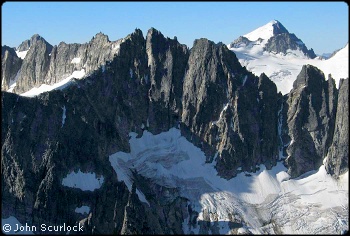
[[319, 52, 332, 59]]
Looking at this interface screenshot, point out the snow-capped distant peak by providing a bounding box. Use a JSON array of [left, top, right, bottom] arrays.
[[243, 20, 288, 41]]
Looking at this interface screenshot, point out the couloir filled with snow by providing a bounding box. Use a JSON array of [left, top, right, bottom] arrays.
[[109, 127, 348, 234]]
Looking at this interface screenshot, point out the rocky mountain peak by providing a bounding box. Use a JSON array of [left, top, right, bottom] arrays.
[[17, 34, 50, 52], [230, 20, 316, 59], [2, 45, 17, 57], [30, 33, 45, 42], [147, 27, 161, 36], [123, 28, 144, 43], [91, 32, 110, 44], [285, 64, 338, 178], [192, 38, 212, 50], [292, 64, 324, 89], [145, 28, 165, 48], [243, 19, 289, 41], [1, 45, 22, 91], [17, 39, 30, 51], [270, 20, 289, 36]]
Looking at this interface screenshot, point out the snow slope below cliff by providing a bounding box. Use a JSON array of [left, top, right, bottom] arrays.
[[20, 69, 85, 97], [229, 43, 348, 95], [109, 127, 348, 234]]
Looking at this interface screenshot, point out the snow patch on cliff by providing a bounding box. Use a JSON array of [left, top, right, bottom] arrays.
[[20, 69, 85, 97], [62, 169, 104, 191], [16, 50, 29, 59]]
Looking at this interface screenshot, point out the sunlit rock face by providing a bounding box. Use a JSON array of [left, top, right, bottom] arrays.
[[1, 46, 23, 91]]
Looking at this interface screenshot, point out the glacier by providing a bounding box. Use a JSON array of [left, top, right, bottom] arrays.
[[109, 127, 348, 234]]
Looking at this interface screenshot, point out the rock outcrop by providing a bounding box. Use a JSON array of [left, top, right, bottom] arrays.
[[264, 33, 316, 58], [228, 36, 252, 49], [284, 65, 338, 177], [45, 32, 122, 85], [13, 34, 53, 93], [1, 46, 22, 91], [325, 78, 349, 178], [182, 38, 281, 178], [146, 28, 189, 133]]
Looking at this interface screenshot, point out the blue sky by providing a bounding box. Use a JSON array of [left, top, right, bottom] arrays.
[[1, 2, 348, 54]]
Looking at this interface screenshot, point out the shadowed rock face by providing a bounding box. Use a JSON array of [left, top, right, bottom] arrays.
[[146, 28, 189, 133], [1, 29, 187, 234], [284, 65, 338, 178], [264, 33, 316, 58], [325, 78, 349, 178], [1, 29, 347, 234], [181, 38, 281, 179]]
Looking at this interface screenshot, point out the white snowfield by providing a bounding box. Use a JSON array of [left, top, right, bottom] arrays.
[[243, 20, 278, 41], [109, 128, 348, 234], [61, 169, 104, 191], [15, 49, 29, 60], [229, 21, 349, 95], [19, 69, 85, 97]]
